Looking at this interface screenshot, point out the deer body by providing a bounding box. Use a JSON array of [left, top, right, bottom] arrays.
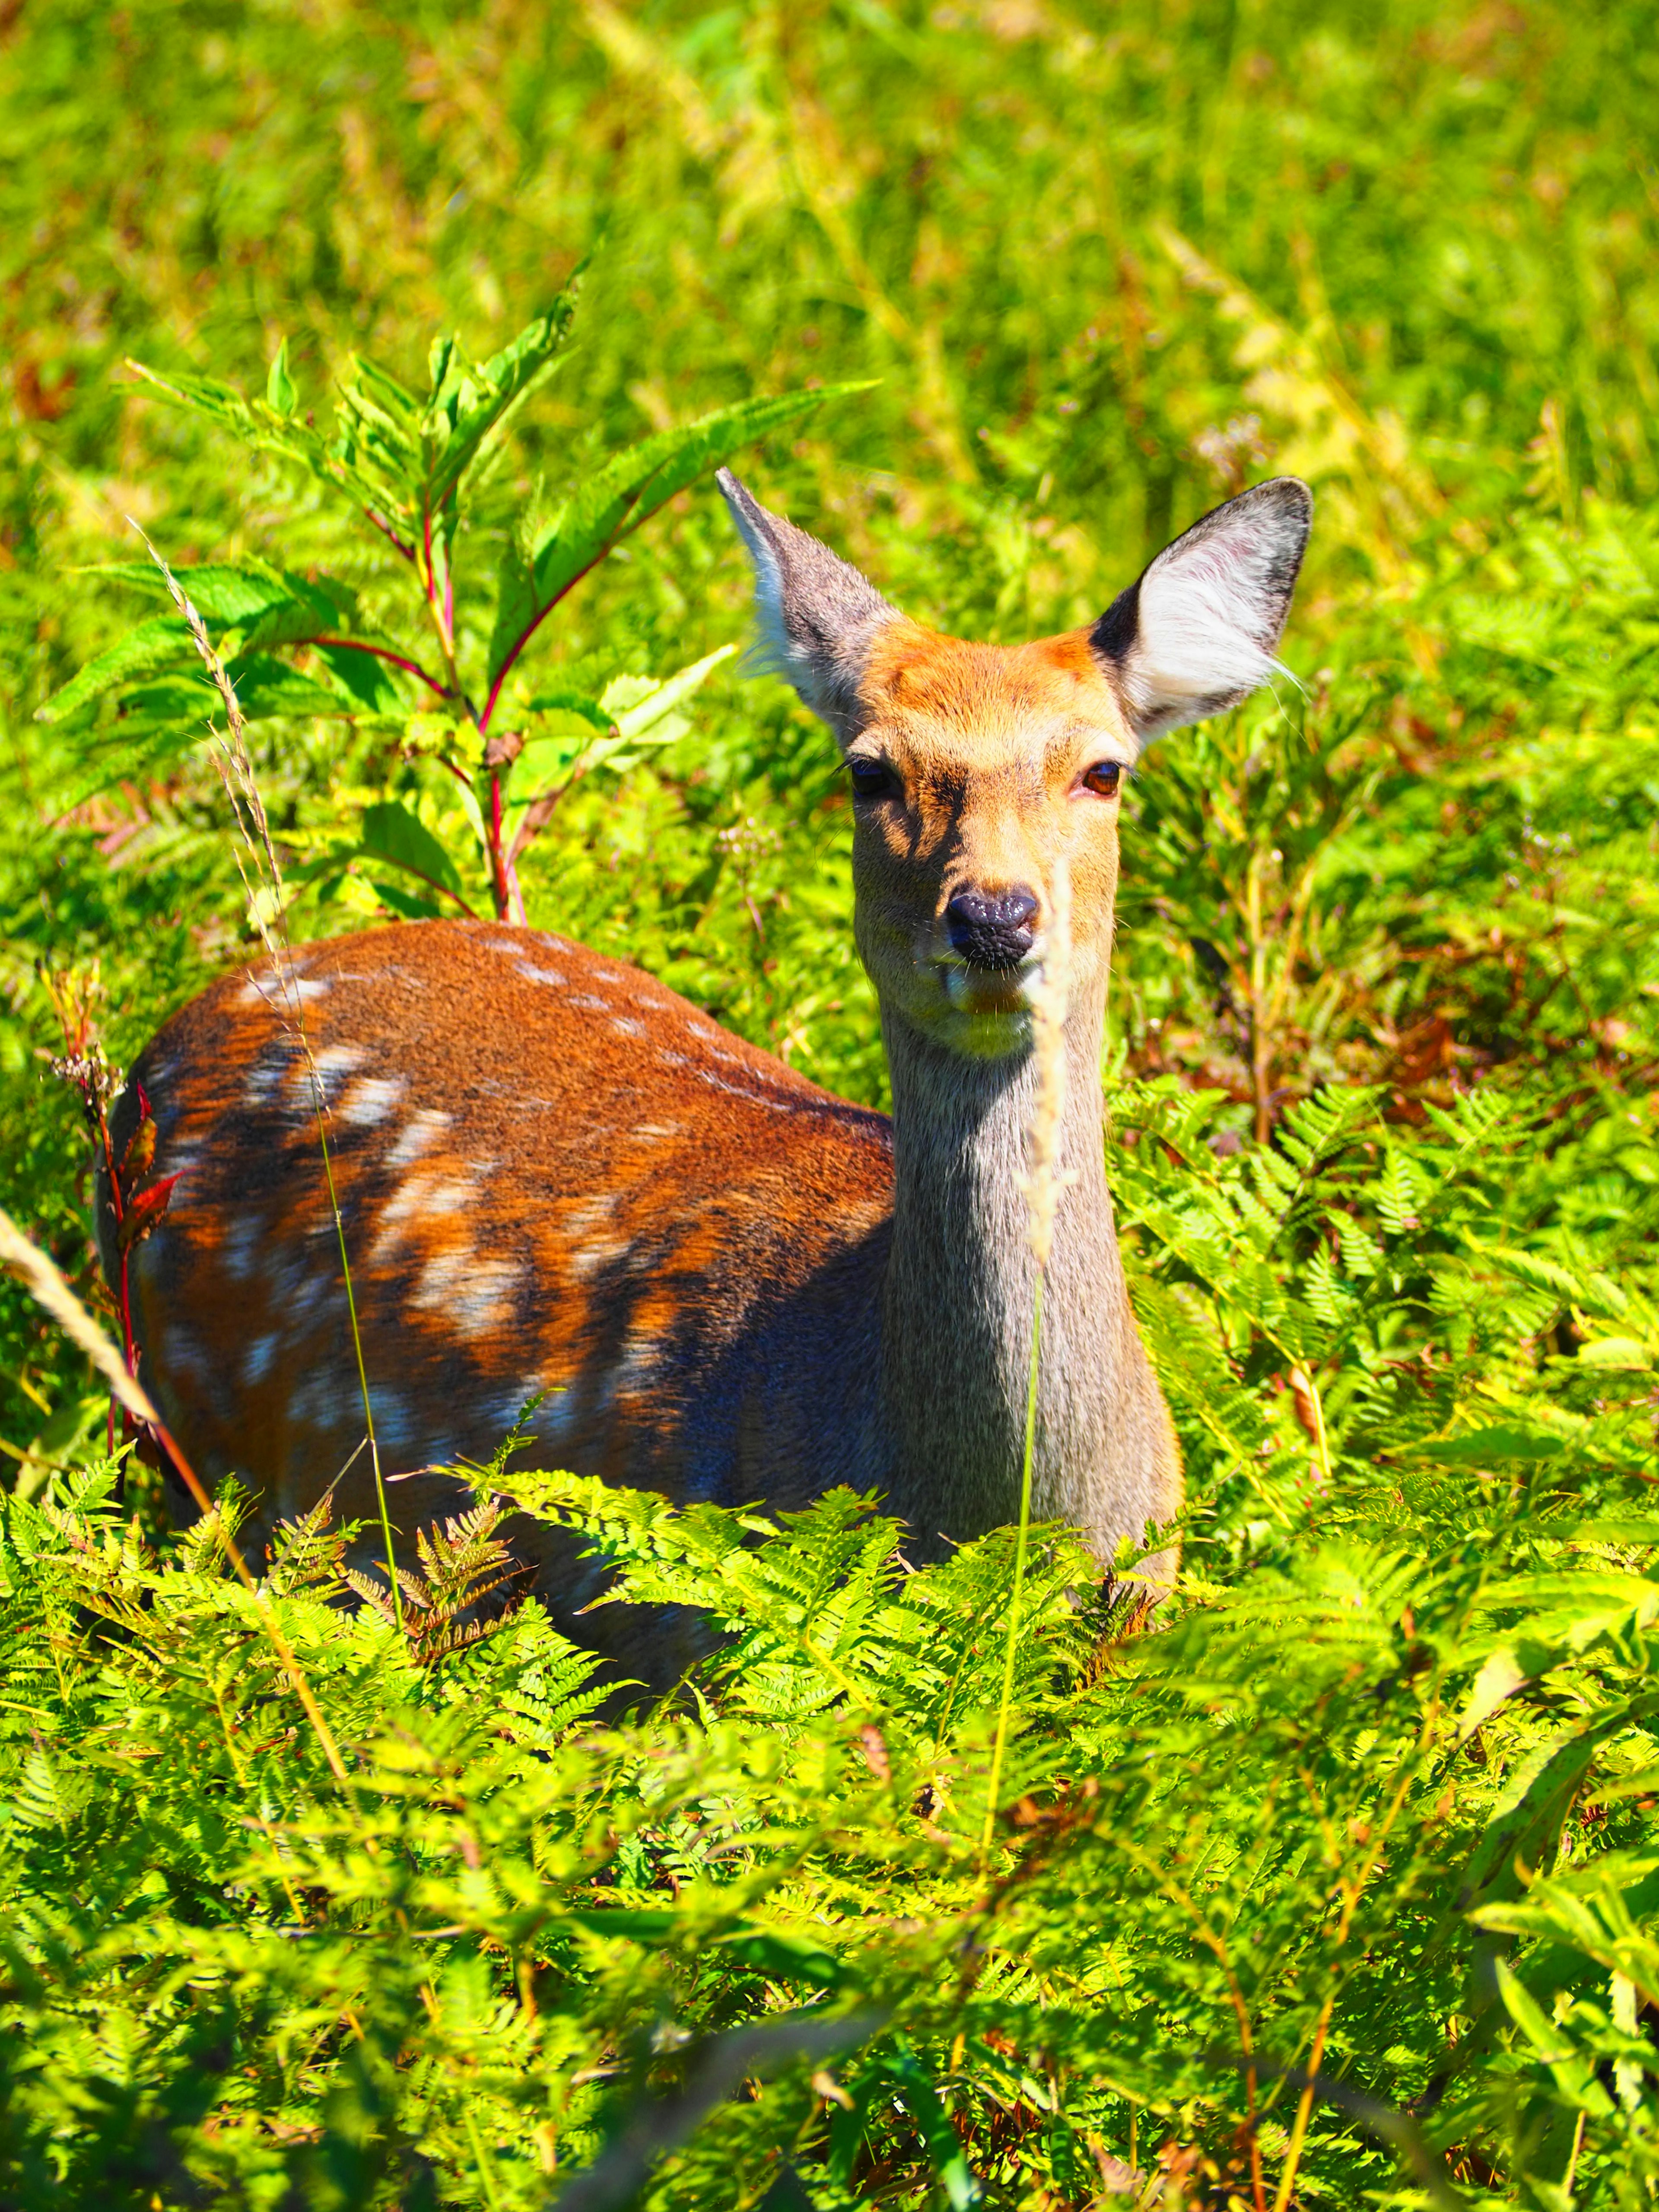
[[103, 471, 1311, 1671]]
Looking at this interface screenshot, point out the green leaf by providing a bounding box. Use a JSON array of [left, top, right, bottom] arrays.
[[1494, 1956, 1618, 2117], [1414, 1426, 1566, 1464], [36, 615, 196, 722], [486, 383, 871, 689], [883, 2046, 982, 2209], [1577, 1335, 1653, 1370], [607, 643, 737, 742], [369, 878, 444, 922], [310, 642, 410, 715], [125, 356, 374, 508], [357, 800, 467, 901], [265, 337, 297, 417], [520, 685, 612, 729], [79, 558, 356, 629], [217, 655, 353, 723], [38, 566, 359, 724], [420, 282, 583, 512]]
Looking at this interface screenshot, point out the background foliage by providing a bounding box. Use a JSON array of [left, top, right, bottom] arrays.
[[3, 0, 1659, 2203]]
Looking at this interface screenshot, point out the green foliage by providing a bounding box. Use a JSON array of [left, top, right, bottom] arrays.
[[5, 0, 1659, 2202], [34, 286, 846, 926], [7, 1104, 1659, 2206]]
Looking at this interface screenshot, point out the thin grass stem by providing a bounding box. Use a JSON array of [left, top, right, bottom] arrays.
[[980, 1270, 1042, 1855], [981, 852, 1071, 1860], [136, 528, 404, 1635]]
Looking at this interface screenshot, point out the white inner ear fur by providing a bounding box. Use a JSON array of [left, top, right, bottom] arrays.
[[1114, 486, 1311, 745], [722, 493, 795, 684], [1124, 546, 1285, 734]]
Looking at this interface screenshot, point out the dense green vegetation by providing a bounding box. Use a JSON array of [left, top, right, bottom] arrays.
[[5, 0, 1659, 2203]]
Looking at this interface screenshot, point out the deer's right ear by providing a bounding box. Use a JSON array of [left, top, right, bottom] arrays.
[[1090, 477, 1313, 747], [718, 470, 900, 739]]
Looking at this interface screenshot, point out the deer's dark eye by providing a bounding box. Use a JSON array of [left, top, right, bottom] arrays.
[[1082, 760, 1123, 798], [849, 757, 896, 800]]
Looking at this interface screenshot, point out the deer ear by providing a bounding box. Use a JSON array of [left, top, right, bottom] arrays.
[[718, 470, 900, 738], [1091, 477, 1313, 745]]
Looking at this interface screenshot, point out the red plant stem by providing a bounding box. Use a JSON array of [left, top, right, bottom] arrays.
[[489, 772, 505, 920], [363, 508, 416, 563], [423, 503, 445, 642], [309, 637, 451, 700], [94, 1105, 139, 1384], [483, 772, 526, 925], [477, 530, 633, 733], [86, 1085, 144, 1487]]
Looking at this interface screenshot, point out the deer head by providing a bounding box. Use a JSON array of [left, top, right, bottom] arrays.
[[718, 470, 1312, 1058]]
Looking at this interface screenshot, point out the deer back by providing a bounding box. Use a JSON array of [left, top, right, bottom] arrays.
[[106, 921, 895, 1564]]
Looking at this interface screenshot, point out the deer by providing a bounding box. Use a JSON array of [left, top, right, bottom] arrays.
[[99, 470, 1312, 1681]]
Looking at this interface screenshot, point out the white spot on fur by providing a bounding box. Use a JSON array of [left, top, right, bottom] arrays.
[[562, 1193, 620, 1238], [284, 1042, 368, 1117], [515, 962, 567, 988], [411, 1249, 524, 1337], [238, 970, 329, 1011], [242, 1332, 279, 1385], [611, 1015, 645, 1039], [569, 1236, 630, 1280], [339, 1075, 406, 1127], [162, 1322, 209, 1384], [387, 1109, 451, 1167]]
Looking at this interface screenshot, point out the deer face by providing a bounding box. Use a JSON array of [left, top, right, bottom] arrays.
[[841, 626, 1131, 1057], [718, 470, 1312, 1061]]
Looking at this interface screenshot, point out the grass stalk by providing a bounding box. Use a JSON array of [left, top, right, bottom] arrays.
[[980, 1275, 1042, 1855], [981, 854, 1072, 1858], [140, 535, 404, 1635]]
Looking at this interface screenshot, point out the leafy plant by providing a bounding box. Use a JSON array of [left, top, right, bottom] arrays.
[[36, 280, 856, 924]]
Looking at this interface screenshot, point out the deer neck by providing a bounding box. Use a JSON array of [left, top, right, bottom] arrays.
[[877, 985, 1147, 1556]]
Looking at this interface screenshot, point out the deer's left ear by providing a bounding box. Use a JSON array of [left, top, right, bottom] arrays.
[[1090, 477, 1313, 746], [718, 469, 901, 742]]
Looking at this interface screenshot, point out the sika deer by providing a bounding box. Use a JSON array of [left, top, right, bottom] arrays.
[[101, 472, 1311, 1676]]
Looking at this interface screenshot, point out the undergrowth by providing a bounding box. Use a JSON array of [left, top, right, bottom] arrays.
[[5, 0, 1659, 2204]]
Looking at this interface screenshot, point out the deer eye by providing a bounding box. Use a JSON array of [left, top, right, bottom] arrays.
[[1081, 760, 1123, 798], [849, 757, 896, 800]]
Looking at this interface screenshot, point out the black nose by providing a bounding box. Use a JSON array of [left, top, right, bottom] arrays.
[[946, 884, 1040, 973]]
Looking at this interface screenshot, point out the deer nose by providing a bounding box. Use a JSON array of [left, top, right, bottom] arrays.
[[945, 884, 1040, 973]]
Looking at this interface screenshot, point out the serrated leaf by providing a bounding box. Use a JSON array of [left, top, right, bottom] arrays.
[[266, 337, 297, 417], [221, 655, 358, 723], [521, 685, 612, 728], [311, 641, 410, 714], [75, 559, 354, 628], [486, 383, 869, 687], [421, 284, 582, 512], [1577, 1335, 1653, 1371], [358, 801, 467, 900], [608, 643, 737, 742], [36, 615, 197, 722], [39, 569, 359, 724], [125, 356, 373, 506], [1414, 1427, 1566, 1464]]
